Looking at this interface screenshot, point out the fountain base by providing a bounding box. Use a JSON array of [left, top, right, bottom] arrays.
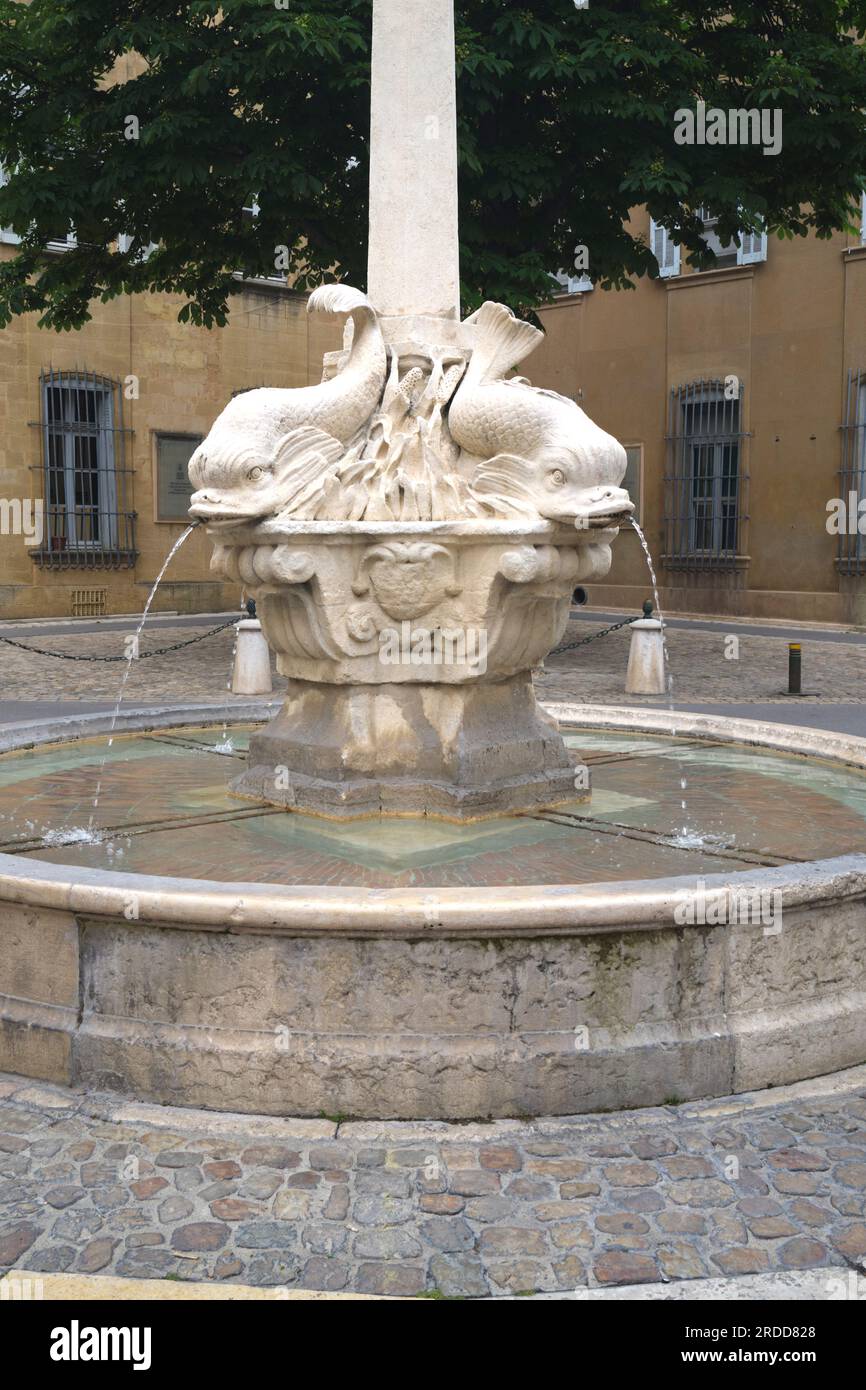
[[230, 673, 585, 819]]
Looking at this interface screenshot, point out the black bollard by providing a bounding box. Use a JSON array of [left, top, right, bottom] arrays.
[[788, 643, 802, 695]]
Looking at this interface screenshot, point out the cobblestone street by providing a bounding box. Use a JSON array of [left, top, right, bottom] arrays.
[[1, 1070, 865, 1298], [1, 611, 865, 708]]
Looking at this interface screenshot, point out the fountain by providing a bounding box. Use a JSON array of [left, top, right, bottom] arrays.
[[0, 0, 864, 1120]]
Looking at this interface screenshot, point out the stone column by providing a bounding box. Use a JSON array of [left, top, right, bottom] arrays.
[[367, 0, 461, 320]]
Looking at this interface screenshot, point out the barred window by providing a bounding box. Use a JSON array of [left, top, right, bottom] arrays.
[[665, 380, 747, 569], [840, 368, 866, 575], [35, 370, 136, 568]]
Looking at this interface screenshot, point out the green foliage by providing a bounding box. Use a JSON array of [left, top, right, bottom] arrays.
[[1, 0, 865, 330]]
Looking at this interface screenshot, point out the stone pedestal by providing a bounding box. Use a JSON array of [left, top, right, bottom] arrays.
[[209, 520, 616, 819], [231, 619, 273, 695], [626, 618, 667, 696], [233, 673, 583, 819]]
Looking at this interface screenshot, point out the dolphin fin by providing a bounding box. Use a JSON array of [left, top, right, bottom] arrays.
[[464, 302, 543, 382], [272, 427, 344, 515]]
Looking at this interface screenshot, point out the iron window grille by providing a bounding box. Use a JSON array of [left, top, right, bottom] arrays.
[[31, 369, 136, 568], [664, 379, 749, 570], [839, 368, 866, 575]]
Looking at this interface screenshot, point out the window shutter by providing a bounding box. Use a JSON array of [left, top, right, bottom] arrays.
[[650, 218, 680, 278], [0, 165, 20, 245], [737, 225, 767, 265]]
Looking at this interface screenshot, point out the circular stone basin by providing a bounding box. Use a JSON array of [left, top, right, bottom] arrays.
[[0, 702, 864, 1120]]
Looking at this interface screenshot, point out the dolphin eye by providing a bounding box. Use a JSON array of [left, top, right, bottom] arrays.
[[548, 469, 566, 488], [247, 466, 264, 482]]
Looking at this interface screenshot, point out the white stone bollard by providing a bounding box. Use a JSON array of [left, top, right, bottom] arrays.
[[231, 619, 273, 695], [625, 618, 667, 696]]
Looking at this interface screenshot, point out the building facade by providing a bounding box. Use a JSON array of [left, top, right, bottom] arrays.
[[534, 205, 866, 624], [0, 251, 340, 620]]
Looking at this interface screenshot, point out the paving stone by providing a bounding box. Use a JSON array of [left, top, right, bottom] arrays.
[[746, 1216, 800, 1239], [353, 1228, 423, 1260], [658, 1241, 709, 1280], [630, 1136, 678, 1159], [448, 1170, 501, 1196], [429, 1252, 488, 1298], [92, 1185, 129, 1213], [662, 1156, 715, 1180], [788, 1199, 833, 1227], [419, 1217, 474, 1252], [130, 1177, 169, 1199], [299, 1256, 350, 1291], [479, 1226, 547, 1257], [213, 1254, 245, 1280], [484, 1259, 552, 1294], [712, 1247, 771, 1275], [51, 1211, 104, 1241], [76, 1237, 117, 1273], [356, 1263, 425, 1297], [832, 1223, 866, 1259], [210, 1198, 259, 1222], [353, 1196, 414, 1227], [285, 1171, 321, 1189], [604, 1162, 659, 1187], [240, 1145, 300, 1170], [43, 1186, 86, 1210], [527, 1158, 591, 1180], [126, 1232, 164, 1248], [199, 1181, 237, 1202], [610, 1191, 665, 1214], [79, 1162, 119, 1187], [479, 1145, 522, 1172], [245, 1253, 300, 1287], [357, 1149, 387, 1168], [0, 1220, 41, 1263], [27, 1245, 77, 1273], [204, 1160, 242, 1180], [462, 1196, 514, 1223], [272, 1190, 314, 1221], [239, 1172, 282, 1200], [322, 1186, 350, 1221], [830, 1192, 864, 1216], [171, 1222, 229, 1253], [594, 1251, 659, 1285], [158, 1195, 193, 1224], [835, 1162, 866, 1190], [154, 1151, 202, 1169], [420, 1194, 465, 1215], [778, 1237, 831, 1269], [558, 1182, 601, 1199], [736, 1197, 783, 1218], [771, 1172, 822, 1195], [596, 1213, 650, 1235], [236, 1222, 297, 1251], [552, 1253, 586, 1287], [769, 1148, 830, 1172], [668, 1179, 737, 1208], [309, 1146, 352, 1171], [656, 1211, 707, 1235], [173, 1169, 204, 1194], [301, 1223, 348, 1256], [549, 1222, 595, 1250], [0, 1134, 29, 1154], [355, 1169, 412, 1197], [536, 1199, 600, 1222], [711, 1212, 748, 1245]]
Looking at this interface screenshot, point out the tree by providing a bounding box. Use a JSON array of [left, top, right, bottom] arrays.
[[1, 0, 865, 331]]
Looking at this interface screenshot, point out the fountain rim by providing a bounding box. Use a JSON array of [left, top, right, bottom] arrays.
[[1, 700, 865, 935]]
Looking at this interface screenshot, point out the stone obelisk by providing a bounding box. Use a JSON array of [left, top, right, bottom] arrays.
[[367, 0, 461, 321]]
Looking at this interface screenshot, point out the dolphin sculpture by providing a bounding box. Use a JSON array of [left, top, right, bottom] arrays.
[[451, 301, 634, 528], [188, 284, 387, 526]]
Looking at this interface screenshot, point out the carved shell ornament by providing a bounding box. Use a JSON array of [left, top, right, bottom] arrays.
[[188, 286, 633, 531], [352, 543, 462, 621]]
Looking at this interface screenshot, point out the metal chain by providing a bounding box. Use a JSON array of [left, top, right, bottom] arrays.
[[0, 618, 240, 663], [548, 615, 640, 658]]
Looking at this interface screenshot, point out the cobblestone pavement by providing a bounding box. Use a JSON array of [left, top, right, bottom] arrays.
[[1, 1071, 864, 1298], [1, 614, 865, 707]]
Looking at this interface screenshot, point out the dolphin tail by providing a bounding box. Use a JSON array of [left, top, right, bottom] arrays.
[[463, 302, 543, 383], [308, 282, 378, 329]]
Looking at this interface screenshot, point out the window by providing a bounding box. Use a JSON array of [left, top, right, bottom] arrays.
[[650, 218, 680, 278], [665, 380, 747, 569], [650, 211, 766, 277], [622, 445, 644, 525], [550, 269, 593, 296], [36, 370, 136, 567], [155, 433, 202, 522], [0, 165, 20, 245], [840, 368, 866, 574]]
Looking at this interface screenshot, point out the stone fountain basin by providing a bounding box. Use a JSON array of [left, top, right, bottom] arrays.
[[0, 702, 864, 1120]]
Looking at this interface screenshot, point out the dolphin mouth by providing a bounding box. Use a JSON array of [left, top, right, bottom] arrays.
[[188, 493, 270, 529], [571, 490, 635, 529]]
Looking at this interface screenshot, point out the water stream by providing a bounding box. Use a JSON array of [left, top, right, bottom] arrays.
[[630, 519, 692, 839], [87, 524, 198, 830]]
